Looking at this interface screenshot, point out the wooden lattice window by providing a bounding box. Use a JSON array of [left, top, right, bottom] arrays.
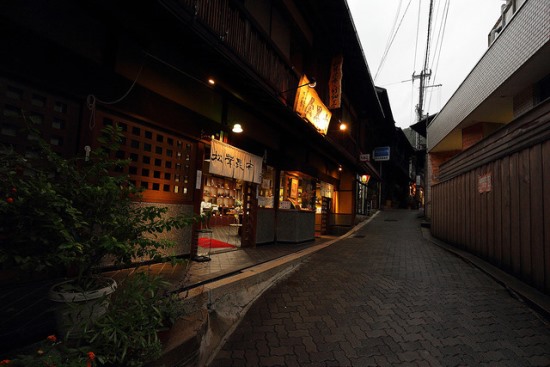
[[94, 111, 195, 204], [0, 77, 80, 157]]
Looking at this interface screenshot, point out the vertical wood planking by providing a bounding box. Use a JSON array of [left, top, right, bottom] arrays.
[[465, 171, 471, 253], [480, 165, 488, 259], [470, 169, 477, 255], [510, 153, 521, 277], [474, 167, 481, 256], [501, 155, 512, 272], [519, 149, 531, 282], [459, 174, 465, 249], [487, 163, 495, 264], [542, 141, 550, 293], [529, 145, 544, 290], [493, 158, 502, 267]]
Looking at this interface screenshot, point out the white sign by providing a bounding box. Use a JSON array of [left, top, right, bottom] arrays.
[[360, 154, 370, 162], [478, 173, 492, 193], [209, 140, 263, 184], [196, 170, 202, 189], [280, 201, 292, 209]]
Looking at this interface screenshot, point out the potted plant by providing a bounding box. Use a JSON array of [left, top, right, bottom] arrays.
[[4, 271, 185, 367], [0, 119, 195, 339]]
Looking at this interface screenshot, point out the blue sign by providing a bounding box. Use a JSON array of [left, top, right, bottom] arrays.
[[373, 146, 390, 161]]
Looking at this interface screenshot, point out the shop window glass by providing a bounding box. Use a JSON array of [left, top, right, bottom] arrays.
[[258, 166, 275, 208], [278, 171, 316, 211]]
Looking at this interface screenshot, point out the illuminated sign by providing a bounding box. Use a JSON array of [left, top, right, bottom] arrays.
[[293, 75, 332, 135], [373, 146, 390, 161]]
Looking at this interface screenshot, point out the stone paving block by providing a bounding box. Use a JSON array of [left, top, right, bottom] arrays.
[[208, 210, 550, 366], [302, 336, 317, 353], [259, 355, 285, 366], [292, 345, 311, 364]]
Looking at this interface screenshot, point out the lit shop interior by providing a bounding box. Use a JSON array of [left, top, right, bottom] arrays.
[[198, 148, 336, 254], [198, 173, 245, 255]]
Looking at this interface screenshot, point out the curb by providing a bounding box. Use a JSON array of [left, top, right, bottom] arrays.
[[422, 227, 550, 321], [152, 211, 380, 367]]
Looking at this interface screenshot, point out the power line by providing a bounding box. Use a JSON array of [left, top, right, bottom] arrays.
[[427, 0, 450, 114], [374, 0, 414, 81]]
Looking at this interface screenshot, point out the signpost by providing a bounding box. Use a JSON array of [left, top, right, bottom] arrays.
[[373, 146, 390, 161], [372, 146, 390, 209]]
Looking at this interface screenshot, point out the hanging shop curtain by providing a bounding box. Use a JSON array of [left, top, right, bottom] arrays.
[[210, 140, 263, 184]]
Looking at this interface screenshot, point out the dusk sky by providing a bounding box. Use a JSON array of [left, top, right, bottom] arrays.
[[347, 0, 505, 128]]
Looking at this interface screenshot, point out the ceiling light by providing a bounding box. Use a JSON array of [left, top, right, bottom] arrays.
[[232, 123, 243, 133]]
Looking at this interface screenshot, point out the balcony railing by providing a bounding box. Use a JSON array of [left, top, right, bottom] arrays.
[[176, 0, 299, 96], [488, 0, 527, 45]]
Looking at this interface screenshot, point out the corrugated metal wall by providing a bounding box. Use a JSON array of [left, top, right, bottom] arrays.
[[431, 100, 550, 294]]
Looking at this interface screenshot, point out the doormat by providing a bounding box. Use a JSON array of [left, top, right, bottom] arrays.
[[198, 238, 237, 249]]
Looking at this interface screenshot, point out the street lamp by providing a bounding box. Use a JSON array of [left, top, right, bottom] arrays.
[[279, 77, 316, 95]]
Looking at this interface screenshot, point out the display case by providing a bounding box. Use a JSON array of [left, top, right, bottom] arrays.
[[203, 175, 243, 215]]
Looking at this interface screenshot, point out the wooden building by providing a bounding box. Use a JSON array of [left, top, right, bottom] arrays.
[[0, 0, 389, 259]]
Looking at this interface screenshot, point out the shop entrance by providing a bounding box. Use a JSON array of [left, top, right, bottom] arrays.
[[198, 174, 243, 255]]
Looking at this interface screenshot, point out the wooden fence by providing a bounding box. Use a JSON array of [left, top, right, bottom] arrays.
[[431, 99, 550, 295]]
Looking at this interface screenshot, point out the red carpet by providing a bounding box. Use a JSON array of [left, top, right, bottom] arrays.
[[198, 237, 237, 249]]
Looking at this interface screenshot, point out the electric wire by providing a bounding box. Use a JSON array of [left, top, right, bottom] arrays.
[[375, 0, 403, 81], [374, 0, 413, 82], [87, 61, 145, 130]]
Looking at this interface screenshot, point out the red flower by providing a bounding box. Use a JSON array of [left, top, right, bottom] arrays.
[[46, 335, 57, 343], [86, 352, 96, 367], [0, 360, 11, 365]]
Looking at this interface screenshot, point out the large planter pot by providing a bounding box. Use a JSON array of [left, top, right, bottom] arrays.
[[48, 277, 117, 338]]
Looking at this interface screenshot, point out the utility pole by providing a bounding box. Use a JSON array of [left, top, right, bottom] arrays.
[[411, 0, 435, 212], [412, 0, 434, 123]]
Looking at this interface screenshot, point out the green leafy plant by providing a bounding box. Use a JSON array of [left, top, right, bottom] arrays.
[[0, 120, 195, 288], [1, 117, 195, 366], [86, 272, 182, 366], [5, 272, 183, 367]]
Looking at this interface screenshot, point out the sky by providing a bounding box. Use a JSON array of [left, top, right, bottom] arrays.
[[346, 0, 505, 129]]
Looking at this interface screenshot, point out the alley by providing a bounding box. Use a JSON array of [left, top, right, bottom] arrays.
[[209, 210, 550, 366]]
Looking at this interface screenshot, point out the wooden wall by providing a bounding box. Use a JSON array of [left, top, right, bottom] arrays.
[[431, 100, 550, 295]]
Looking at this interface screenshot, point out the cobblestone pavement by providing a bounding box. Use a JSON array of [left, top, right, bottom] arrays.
[[209, 210, 550, 367]]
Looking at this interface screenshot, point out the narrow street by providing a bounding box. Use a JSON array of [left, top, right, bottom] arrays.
[[209, 210, 550, 366]]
